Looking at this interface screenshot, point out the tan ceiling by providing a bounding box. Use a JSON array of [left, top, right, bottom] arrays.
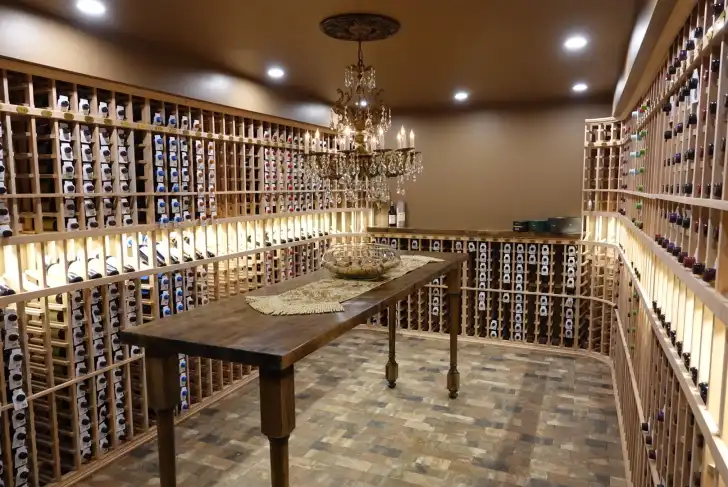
[[18, 0, 643, 110]]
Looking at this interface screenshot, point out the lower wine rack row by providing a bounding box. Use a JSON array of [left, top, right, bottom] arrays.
[[0, 211, 368, 487]]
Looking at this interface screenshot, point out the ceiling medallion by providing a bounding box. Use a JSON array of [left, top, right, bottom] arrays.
[[319, 13, 400, 42], [303, 13, 422, 206]]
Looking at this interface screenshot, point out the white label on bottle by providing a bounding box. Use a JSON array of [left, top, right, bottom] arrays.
[[396, 212, 405, 228], [15, 446, 28, 467], [12, 409, 26, 429], [12, 427, 26, 449], [80, 414, 91, 432], [12, 389, 28, 410], [388, 215, 396, 225], [15, 466, 29, 485]]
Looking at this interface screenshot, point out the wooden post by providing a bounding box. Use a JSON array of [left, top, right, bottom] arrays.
[[447, 266, 461, 399], [385, 304, 398, 388], [259, 366, 296, 487], [145, 354, 180, 487]]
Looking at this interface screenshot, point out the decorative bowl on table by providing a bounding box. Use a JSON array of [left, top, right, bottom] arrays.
[[322, 243, 401, 280]]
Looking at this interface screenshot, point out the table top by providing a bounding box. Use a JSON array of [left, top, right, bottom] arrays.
[[120, 251, 466, 370]]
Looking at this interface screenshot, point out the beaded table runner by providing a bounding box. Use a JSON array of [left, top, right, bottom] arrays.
[[246, 255, 443, 315]]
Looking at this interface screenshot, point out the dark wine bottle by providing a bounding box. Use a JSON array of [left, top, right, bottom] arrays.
[[388, 205, 396, 227]]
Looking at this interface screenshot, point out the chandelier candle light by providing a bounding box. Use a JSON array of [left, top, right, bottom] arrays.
[[302, 13, 423, 205]]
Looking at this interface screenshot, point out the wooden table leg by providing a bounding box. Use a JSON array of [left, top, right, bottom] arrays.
[[447, 267, 462, 399], [385, 304, 398, 388], [145, 354, 181, 487], [259, 366, 296, 487]]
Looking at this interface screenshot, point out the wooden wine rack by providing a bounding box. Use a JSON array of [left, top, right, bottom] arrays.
[[10, 3, 728, 486], [582, 2, 728, 485], [367, 228, 619, 354], [0, 58, 373, 487]]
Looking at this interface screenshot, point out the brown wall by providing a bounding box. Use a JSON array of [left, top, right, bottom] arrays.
[[0, 5, 331, 126], [380, 104, 610, 230]]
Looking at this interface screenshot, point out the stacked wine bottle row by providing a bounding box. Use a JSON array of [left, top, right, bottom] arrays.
[[582, 2, 728, 483], [366, 230, 618, 353], [0, 63, 359, 242]]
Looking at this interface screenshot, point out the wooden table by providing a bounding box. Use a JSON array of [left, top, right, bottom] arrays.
[[120, 251, 467, 487]]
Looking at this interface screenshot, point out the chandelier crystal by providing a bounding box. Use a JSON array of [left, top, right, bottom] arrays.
[[303, 14, 423, 206]]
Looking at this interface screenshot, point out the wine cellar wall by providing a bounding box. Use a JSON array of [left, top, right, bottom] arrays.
[[0, 58, 371, 487], [584, 1, 728, 485]]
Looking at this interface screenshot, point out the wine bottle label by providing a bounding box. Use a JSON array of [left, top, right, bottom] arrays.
[[388, 215, 396, 225], [74, 345, 86, 362], [8, 346, 23, 367], [12, 410, 26, 430], [93, 340, 105, 357], [4, 330, 19, 350], [15, 446, 28, 467], [8, 371, 22, 391], [12, 390, 27, 412]]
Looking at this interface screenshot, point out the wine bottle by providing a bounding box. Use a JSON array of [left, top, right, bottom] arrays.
[[0, 283, 15, 296], [87, 258, 104, 280], [388, 204, 396, 227], [66, 260, 89, 284]]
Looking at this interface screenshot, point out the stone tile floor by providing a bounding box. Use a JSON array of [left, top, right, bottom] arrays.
[[77, 329, 626, 487]]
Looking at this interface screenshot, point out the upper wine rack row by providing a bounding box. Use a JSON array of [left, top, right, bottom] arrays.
[[0, 65, 358, 244], [631, 2, 726, 132]]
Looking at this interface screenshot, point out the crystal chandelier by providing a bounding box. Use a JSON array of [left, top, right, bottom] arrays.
[[303, 13, 423, 205]]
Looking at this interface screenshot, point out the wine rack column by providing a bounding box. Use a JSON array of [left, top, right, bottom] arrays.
[[503, 243, 515, 340], [483, 239, 496, 337], [476, 240, 489, 339], [0, 72, 15, 237], [563, 243, 578, 348], [510, 243, 522, 342], [536, 244, 550, 345], [3, 304, 30, 486]]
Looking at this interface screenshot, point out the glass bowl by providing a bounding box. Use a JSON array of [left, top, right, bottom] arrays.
[[322, 243, 401, 280]]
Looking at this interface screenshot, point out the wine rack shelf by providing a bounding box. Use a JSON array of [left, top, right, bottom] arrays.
[[0, 58, 372, 487], [581, 2, 728, 485]]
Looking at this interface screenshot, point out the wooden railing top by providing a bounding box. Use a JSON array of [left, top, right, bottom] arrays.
[[367, 226, 581, 241]]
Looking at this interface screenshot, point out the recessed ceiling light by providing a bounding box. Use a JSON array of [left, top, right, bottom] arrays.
[[359, 100, 368, 107], [76, 0, 106, 16], [267, 67, 285, 79], [564, 35, 588, 51], [454, 91, 469, 102], [572, 82, 588, 93]]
